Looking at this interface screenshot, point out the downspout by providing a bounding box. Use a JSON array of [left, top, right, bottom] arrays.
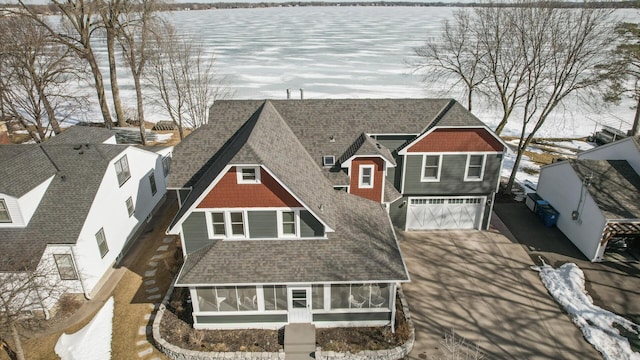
[[71, 246, 91, 300]]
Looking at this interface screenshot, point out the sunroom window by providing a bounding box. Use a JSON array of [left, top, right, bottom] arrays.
[[196, 286, 258, 312], [330, 283, 389, 309]]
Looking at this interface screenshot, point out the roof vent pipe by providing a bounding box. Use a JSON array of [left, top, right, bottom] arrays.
[[300, 88, 304, 100], [286, 89, 291, 99]]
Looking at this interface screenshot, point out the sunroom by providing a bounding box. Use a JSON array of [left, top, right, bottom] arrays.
[[188, 282, 397, 330]]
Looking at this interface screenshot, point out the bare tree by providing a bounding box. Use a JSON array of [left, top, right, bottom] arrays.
[[98, 0, 127, 127], [115, 0, 159, 145], [413, 10, 487, 111], [147, 22, 229, 140], [504, 3, 615, 193], [415, 1, 615, 193], [599, 22, 640, 136], [474, 5, 528, 135], [17, 0, 114, 128], [0, 15, 87, 143], [0, 258, 70, 360]]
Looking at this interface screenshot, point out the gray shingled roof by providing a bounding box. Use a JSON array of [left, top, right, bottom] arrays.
[[338, 133, 396, 166], [0, 143, 128, 271], [176, 190, 408, 285], [169, 98, 458, 189], [0, 145, 58, 197], [569, 159, 640, 220], [45, 126, 116, 145], [170, 101, 337, 231]]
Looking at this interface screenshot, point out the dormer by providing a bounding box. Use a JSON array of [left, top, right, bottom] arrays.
[[338, 134, 396, 203], [0, 175, 54, 228]]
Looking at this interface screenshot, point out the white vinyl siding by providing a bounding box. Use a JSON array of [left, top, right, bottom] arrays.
[[421, 155, 442, 182], [114, 155, 131, 186]]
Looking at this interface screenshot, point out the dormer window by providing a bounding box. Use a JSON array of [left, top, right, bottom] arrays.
[[359, 165, 374, 188], [323, 156, 335, 167], [0, 199, 11, 223], [237, 166, 261, 184]]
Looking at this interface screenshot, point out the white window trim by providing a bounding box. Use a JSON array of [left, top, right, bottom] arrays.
[[114, 155, 131, 187], [236, 166, 261, 184], [420, 154, 442, 182], [464, 154, 486, 182], [0, 199, 11, 223], [358, 165, 375, 189], [322, 156, 335, 167], [125, 196, 135, 217], [226, 211, 247, 238], [277, 209, 300, 238], [207, 211, 227, 239]]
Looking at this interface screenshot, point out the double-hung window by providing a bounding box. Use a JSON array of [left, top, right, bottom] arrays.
[[96, 228, 109, 258], [125, 196, 134, 217], [0, 199, 11, 223], [54, 254, 78, 280], [115, 155, 131, 186], [211, 212, 226, 237], [465, 154, 486, 181], [281, 211, 297, 237], [149, 173, 157, 195], [208, 211, 246, 239], [359, 165, 374, 188], [229, 211, 245, 237], [421, 155, 442, 182]]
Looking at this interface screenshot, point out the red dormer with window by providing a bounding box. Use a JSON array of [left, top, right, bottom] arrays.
[[347, 157, 385, 203]]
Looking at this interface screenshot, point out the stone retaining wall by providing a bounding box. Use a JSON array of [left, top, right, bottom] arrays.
[[152, 283, 415, 360]]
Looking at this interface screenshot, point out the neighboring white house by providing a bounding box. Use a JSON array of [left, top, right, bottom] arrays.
[[537, 136, 640, 261], [0, 127, 172, 312]]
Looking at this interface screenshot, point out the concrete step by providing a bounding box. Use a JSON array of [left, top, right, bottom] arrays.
[[284, 323, 316, 359], [285, 343, 315, 353], [285, 352, 315, 360]]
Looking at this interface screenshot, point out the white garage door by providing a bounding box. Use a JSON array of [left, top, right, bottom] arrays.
[[406, 197, 485, 230]]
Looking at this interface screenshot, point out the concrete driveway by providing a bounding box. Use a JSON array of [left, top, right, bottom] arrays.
[[399, 227, 601, 359]]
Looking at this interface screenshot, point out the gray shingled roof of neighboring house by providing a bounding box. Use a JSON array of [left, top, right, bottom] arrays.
[[0, 145, 57, 197], [176, 190, 409, 285], [168, 98, 459, 189], [0, 143, 128, 271], [170, 101, 337, 231], [569, 159, 640, 220], [45, 126, 116, 145], [384, 180, 402, 203]]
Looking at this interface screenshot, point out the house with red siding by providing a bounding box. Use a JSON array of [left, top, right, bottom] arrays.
[[166, 99, 505, 330]]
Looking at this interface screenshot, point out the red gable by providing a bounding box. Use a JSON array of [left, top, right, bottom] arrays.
[[197, 167, 302, 208], [407, 128, 503, 153]]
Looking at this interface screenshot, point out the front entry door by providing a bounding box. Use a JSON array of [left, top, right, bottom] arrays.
[[288, 286, 312, 323]]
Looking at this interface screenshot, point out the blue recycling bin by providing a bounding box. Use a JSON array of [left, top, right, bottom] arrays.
[[536, 203, 559, 227]]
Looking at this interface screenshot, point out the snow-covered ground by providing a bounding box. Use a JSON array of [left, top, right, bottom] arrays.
[[533, 263, 640, 360], [54, 297, 113, 360]]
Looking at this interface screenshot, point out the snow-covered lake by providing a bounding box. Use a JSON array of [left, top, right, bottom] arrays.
[[81, 6, 640, 138]]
